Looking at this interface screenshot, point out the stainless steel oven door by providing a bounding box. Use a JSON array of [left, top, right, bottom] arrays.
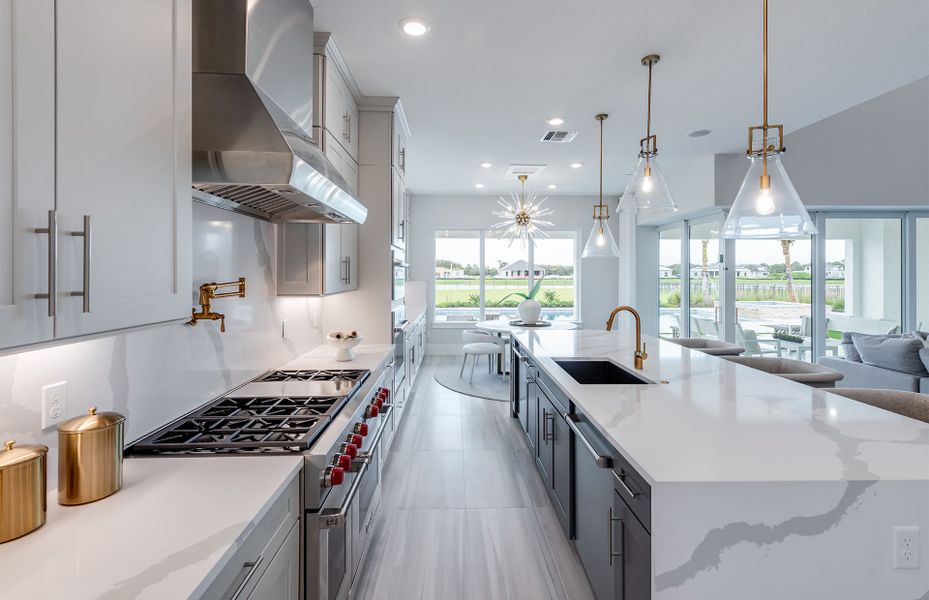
[[305, 409, 391, 600]]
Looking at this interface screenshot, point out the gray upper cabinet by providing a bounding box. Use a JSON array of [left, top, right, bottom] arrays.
[[391, 111, 407, 176], [391, 169, 406, 249], [0, 0, 56, 349], [278, 222, 358, 295], [0, 0, 191, 349], [314, 32, 359, 191]]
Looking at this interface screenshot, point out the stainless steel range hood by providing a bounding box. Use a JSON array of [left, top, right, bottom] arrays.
[[191, 0, 367, 224]]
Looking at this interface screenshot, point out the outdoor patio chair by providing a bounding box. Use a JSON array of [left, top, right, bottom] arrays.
[[736, 324, 782, 357]]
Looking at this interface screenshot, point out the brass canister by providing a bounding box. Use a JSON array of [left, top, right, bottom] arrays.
[[58, 407, 125, 505], [0, 440, 48, 543]]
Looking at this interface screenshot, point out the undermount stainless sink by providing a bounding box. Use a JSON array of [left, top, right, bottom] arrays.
[[554, 358, 654, 385]]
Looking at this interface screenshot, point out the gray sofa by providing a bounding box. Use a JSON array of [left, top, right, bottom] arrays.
[[818, 357, 929, 394]]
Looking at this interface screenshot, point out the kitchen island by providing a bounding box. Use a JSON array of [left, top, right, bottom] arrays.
[[511, 329, 929, 600]]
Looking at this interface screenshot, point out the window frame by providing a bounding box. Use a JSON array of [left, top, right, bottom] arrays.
[[432, 228, 582, 327]]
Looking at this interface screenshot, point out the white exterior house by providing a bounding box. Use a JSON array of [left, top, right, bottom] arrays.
[[690, 263, 722, 278], [826, 264, 846, 279], [500, 260, 545, 278], [658, 266, 674, 278]]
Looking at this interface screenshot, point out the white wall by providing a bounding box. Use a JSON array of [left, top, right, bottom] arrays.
[[716, 77, 929, 208], [408, 194, 620, 354], [0, 203, 326, 478]]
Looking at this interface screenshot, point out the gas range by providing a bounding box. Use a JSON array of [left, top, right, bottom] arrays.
[[126, 369, 370, 455]]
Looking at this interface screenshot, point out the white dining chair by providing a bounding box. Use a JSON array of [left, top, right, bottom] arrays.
[[459, 330, 505, 383]]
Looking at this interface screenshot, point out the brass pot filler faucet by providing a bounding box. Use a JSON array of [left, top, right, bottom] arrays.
[[606, 305, 648, 370], [187, 277, 246, 332]]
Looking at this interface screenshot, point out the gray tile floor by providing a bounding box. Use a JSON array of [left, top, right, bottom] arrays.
[[352, 357, 595, 600]]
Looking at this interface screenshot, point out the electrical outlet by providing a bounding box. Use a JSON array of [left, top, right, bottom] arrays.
[[894, 526, 920, 569], [281, 319, 288, 338], [41, 381, 68, 430]]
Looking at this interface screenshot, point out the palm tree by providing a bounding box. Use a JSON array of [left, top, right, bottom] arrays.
[[700, 239, 711, 302], [780, 239, 798, 303]]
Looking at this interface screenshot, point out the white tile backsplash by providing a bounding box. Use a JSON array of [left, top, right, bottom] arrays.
[[0, 203, 325, 479]]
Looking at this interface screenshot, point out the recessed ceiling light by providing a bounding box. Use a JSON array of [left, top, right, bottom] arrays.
[[547, 184, 557, 189], [474, 183, 484, 189], [688, 129, 712, 138], [480, 162, 492, 168], [399, 17, 430, 37], [570, 162, 583, 169], [546, 117, 565, 126]]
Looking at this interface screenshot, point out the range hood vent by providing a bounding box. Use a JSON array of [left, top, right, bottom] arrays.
[[191, 0, 367, 224], [540, 130, 578, 143]]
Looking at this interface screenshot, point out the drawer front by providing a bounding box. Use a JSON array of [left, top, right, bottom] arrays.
[[612, 452, 650, 533], [201, 474, 301, 600]]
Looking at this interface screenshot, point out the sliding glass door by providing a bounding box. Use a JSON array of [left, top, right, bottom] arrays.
[[688, 220, 721, 339], [658, 226, 683, 337], [823, 217, 902, 358], [916, 217, 929, 331]]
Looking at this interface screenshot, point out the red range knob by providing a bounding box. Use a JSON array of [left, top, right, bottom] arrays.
[[365, 405, 379, 419], [345, 434, 363, 447], [373, 397, 384, 409], [354, 422, 369, 437], [340, 443, 358, 458], [378, 388, 389, 400], [322, 466, 344, 487], [333, 454, 352, 471]]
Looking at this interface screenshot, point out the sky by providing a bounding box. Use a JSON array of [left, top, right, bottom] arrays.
[[659, 239, 848, 266], [436, 231, 577, 267]]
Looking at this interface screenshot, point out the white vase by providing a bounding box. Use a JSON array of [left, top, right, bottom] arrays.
[[518, 299, 541, 325]]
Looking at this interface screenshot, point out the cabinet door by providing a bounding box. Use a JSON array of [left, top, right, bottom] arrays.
[[527, 380, 539, 452], [247, 521, 300, 600], [341, 223, 358, 291], [323, 224, 343, 294], [277, 223, 323, 296], [391, 111, 407, 176], [0, 0, 56, 349], [343, 155, 359, 195], [613, 492, 651, 600], [54, 0, 191, 338], [324, 62, 345, 147], [537, 395, 555, 482], [390, 168, 405, 248], [344, 93, 359, 162], [551, 402, 571, 529]]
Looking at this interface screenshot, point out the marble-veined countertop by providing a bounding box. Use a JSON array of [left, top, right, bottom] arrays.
[[0, 344, 394, 599], [512, 329, 929, 484], [0, 455, 303, 600]]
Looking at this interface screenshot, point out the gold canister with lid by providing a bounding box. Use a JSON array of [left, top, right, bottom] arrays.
[[0, 440, 48, 543], [58, 407, 125, 505]]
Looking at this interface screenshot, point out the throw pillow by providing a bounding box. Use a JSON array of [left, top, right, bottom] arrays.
[[839, 331, 862, 362], [921, 347, 929, 374], [851, 334, 929, 376]]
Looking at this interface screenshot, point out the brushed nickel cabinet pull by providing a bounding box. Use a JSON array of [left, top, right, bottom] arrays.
[[70, 215, 91, 312], [612, 470, 639, 499], [34, 209, 57, 317], [229, 555, 264, 600], [608, 506, 622, 565]]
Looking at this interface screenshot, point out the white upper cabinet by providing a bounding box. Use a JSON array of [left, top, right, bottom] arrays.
[[0, 0, 56, 349], [315, 32, 359, 188], [0, 0, 191, 349], [391, 112, 408, 178], [54, 0, 191, 338]]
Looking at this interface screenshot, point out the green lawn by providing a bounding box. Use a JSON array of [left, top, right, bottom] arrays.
[[435, 287, 575, 307], [437, 277, 575, 287]]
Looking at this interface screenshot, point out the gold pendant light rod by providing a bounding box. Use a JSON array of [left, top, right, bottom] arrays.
[[748, 0, 784, 188], [638, 54, 660, 161], [595, 113, 609, 220]]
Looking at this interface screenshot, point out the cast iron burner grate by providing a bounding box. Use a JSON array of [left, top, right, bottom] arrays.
[[255, 369, 367, 383]]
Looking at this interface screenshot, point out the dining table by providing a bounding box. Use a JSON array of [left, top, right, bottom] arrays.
[[475, 318, 580, 374]]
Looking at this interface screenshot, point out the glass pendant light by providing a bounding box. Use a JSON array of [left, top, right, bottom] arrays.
[[722, 0, 817, 239], [621, 55, 677, 213], [582, 114, 620, 258]]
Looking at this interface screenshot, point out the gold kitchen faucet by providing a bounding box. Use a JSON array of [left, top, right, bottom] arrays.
[[187, 277, 246, 332], [606, 305, 648, 370]]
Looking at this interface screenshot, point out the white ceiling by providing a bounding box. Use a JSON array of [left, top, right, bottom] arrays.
[[314, 0, 929, 196]]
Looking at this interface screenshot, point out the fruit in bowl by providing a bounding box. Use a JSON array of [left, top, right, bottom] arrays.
[[327, 331, 363, 362]]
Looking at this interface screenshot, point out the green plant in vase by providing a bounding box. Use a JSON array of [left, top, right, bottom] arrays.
[[496, 275, 545, 324]]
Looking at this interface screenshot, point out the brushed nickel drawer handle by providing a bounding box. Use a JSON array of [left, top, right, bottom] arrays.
[[34, 209, 57, 317], [229, 555, 263, 600], [608, 506, 622, 566], [612, 470, 639, 499]]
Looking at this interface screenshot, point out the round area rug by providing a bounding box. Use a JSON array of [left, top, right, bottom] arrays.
[[433, 355, 509, 402]]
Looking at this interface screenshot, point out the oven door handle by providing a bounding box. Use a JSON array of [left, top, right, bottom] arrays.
[[319, 459, 369, 530]]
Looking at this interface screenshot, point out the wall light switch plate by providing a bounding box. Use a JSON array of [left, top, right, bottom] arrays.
[[41, 381, 68, 430], [894, 526, 919, 569]]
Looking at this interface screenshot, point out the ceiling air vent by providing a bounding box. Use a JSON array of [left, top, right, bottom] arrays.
[[540, 130, 578, 143], [505, 164, 547, 176]]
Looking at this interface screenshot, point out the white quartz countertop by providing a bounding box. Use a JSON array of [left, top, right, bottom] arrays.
[[513, 329, 929, 485], [281, 343, 393, 371], [0, 455, 303, 600]]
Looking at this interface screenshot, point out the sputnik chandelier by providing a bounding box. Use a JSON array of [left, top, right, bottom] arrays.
[[492, 174, 554, 247]]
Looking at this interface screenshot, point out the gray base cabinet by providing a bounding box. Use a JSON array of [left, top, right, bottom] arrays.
[[528, 371, 571, 537]]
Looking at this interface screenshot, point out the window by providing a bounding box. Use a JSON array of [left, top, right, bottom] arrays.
[[658, 227, 683, 337], [824, 218, 902, 357], [917, 218, 929, 331], [434, 230, 481, 324], [532, 231, 578, 321], [688, 220, 721, 339], [734, 237, 813, 360], [433, 230, 579, 324]]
